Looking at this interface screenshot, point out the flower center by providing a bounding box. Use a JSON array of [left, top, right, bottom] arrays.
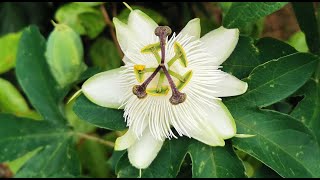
[[132, 26, 193, 105]]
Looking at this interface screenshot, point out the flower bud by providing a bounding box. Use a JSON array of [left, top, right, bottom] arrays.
[[45, 23, 87, 88]]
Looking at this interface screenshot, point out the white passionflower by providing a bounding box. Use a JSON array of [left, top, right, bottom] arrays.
[[82, 10, 248, 169]]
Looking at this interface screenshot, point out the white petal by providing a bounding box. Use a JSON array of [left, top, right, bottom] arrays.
[[128, 127, 164, 169], [203, 100, 237, 139], [177, 100, 225, 146], [128, 10, 158, 45], [113, 17, 135, 52], [179, 18, 201, 41], [187, 125, 225, 146], [174, 96, 236, 146], [114, 129, 137, 151], [201, 26, 239, 65], [82, 68, 126, 109], [212, 71, 248, 97], [122, 55, 132, 64]]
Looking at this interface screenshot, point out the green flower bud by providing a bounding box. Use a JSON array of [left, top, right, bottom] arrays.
[[45, 23, 87, 88]]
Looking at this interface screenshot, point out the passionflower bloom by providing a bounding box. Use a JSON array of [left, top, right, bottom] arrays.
[[82, 9, 248, 169]]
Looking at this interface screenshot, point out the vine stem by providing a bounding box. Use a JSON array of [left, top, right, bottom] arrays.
[[74, 132, 115, 148], [100, 4, 124, 58]]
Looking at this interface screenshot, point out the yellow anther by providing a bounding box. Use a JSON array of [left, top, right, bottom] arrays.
[[134, 64, 146, 71]]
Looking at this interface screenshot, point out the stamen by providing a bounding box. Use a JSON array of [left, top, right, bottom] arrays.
[[162, 66, 186, 105], [132, 66, 161, 99]]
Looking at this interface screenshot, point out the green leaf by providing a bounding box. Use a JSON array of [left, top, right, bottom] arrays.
[[0, 78, 29, 114], [6, 148, 41, 174], [225, 52, 320, 177], [241, 53, 317, 107], [89, 37, 122, 71], [73, 94, 126, 131], [65, 98, 96, 133], [188, 141, 246, 178], [222, 36, 296, 79], [116, 152, 139, 178], [252, 164, 282, 178], [291, 80, 320, 145], [287, 31, 309, 52], [116, 138, 246, 178], [223, 2, 287, 30], [0, 32, 21, 74], [231, 110, 320, 177], [78, 66, 102, 83], [108, 150, 126, 173], [55, 2, 106, 39], [199, 18, 217, 37], [0, 114, 68, 162], [219, 2, 233, 16], [78, 139, 110, 178], [239, 18, 265, 38], [16, 25, 66, 124], [117, 5, 168, 25], [0, 113, 81, 177], [15, 138, 80, 178], [292, 2, 320, 54]]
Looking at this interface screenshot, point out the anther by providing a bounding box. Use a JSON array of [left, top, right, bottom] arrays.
[[169, 91, 186, 105], [162, 66, 186, 105], [132, 85, 147, 99]]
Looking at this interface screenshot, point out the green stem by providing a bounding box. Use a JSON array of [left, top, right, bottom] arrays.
[[74, 132, 115, 148], [100, 4, 124, 58]]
